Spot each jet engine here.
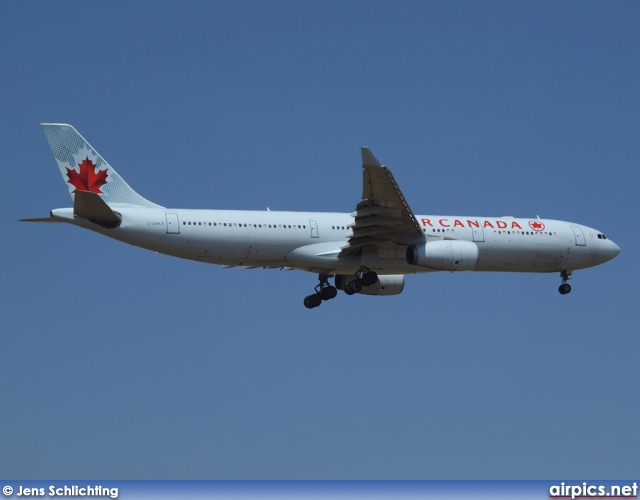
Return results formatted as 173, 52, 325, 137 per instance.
335, 274, 405, 296
406, 240, 479, 271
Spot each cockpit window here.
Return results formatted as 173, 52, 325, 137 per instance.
597, 233, 607, 240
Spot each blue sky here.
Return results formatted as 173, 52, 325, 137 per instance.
1, 1, 639, 479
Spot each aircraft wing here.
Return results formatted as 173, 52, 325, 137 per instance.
340, 148, 425, 259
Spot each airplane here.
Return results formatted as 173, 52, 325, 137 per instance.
22, 124, 620, 308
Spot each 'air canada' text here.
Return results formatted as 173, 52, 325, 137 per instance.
421, 218, 524, 229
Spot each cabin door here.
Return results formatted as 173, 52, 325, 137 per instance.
472, 226, 484, 242
309, 220, 319, 238
165, 213, 180, 234
571, 226, 586, 246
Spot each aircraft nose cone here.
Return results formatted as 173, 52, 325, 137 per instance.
603, 240, 621, 262
610, 241, 621, 258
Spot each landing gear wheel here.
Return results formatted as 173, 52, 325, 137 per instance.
559, 283, 572, 295
558, 270, 573, 295
361, 271, 378, 287
304, 293, 323, 308
321, 286, 338, 300
310, 293, 322, 307
346, 280, 363, 294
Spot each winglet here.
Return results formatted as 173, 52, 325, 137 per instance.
361, 147, 383, 168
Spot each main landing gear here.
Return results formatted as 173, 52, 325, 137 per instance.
344, 267, 378, 296
304, 267, 378, 308
559, 270, 572, 295
304, 274, 338, 309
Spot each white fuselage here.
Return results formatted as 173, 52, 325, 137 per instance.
50, 207, 620, 275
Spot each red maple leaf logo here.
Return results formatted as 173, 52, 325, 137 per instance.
66, 157, 108, 194
529, 220, 545, 231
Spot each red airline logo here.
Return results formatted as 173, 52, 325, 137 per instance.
529, 220, 545, 232
66, 157, 108, 194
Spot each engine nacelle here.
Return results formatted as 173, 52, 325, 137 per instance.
406, 240, 479, 271
335, 274, 405, 296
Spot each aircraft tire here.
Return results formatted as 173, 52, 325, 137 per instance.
304, 294, 323, 308
558, 283, 571, 295
322, 286, 338, 300
362, 272, 378, 287
310, 293, 322, 307
347, 280, 363, 294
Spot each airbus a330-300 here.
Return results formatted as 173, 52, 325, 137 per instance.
23, 124, 620, 308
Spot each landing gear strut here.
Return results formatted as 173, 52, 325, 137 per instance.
304, 274, 338, 309
559, 270, 572, 295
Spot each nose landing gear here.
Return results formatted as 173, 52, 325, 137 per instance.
559, 270, 572, 295
304, 274, 338, 309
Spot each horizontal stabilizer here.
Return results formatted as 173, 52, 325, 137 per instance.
19, 217, 65, 223
74, 190, 122, 228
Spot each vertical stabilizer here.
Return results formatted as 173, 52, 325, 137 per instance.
41, 123, 163, 208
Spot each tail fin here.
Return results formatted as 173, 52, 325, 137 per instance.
41, 123, 163, 208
